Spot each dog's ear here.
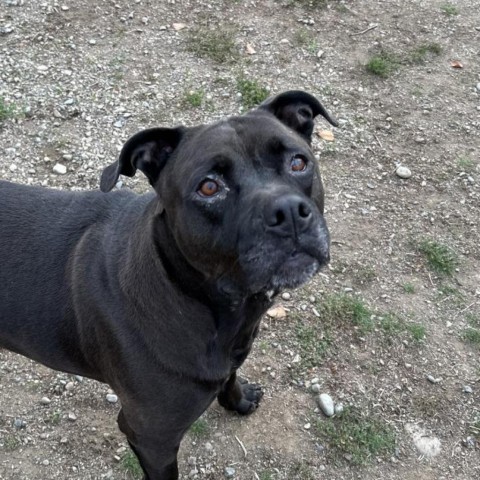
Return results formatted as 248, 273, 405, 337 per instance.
258, 90, 338, 143
100, 127, 185, 193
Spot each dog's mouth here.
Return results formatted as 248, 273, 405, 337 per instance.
240, 246, 329, 296
266, 250, 326, 291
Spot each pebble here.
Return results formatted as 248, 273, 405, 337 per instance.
415, 137, 426, 144
317, 393, 335, 417
334, 403, 344, 415
311, 383, 321, 393
463, 385, 473, 394
53, 163, 67, 175
65, 381, 74, 391
396, 165, 412, 179
40, 396, 51, 405
106, 393, 118, 403
14, 418, 26, 429
476, 82, 480, 92
224, 466, 235, 478
68, 412, 77, 421
42, 459, 50, 466
426, 375, 440, 384
281, 292, 291, 300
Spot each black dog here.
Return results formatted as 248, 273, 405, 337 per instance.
0, 91, 337, 479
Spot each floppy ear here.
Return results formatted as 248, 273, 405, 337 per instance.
100, 127, 185, 193
258, 90, 338, 142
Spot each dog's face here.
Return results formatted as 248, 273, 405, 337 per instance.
101, 91, 337, 295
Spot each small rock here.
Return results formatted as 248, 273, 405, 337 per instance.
40, 396, 51, 405
113, 119, 125, 129
463, 436, 476, 449
304, 422, 311, 430
224, 467, 235, 478
89, 39, 97, 45
415, 137, 426, 144
68, 412, 77, 421
426, 375, 440, 384
42, 459, 50, 466
317, 393, 335, 417
463, 385, 473, 394
476, 82, 480, 92
317, 49, 324, 58
205, 442, 213, 452
9, 164, 17, 172
106, 393, 118, 403
281, 292, 291, 301
65, 382, 74, 391
53, 163, 67, 175
311, 384, 321, 393
187, 456, 196, 466
13, 418, 26, 429
172, 23, 186, 31
396, 165, 412, 179
60, 437, 68, 444
334, 403, 344, 415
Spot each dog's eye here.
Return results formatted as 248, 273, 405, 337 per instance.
290, 155, 307, 172
198, 179, 220, 197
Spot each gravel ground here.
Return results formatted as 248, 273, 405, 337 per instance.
1, 0, 479, 479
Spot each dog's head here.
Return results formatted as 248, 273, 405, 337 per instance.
101, 91, 337, 296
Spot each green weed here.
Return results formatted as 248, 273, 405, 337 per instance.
237, 78, 269, 109
186, 27, 238, 63
441, 4, 459, 15
316, 407, 395, 464
121, 450, 143, 478
183, 90, 204, 108
189, 418, 209, 438
418, 240, 457, 275
0, 96, 16, 121
365, 51, 399, 78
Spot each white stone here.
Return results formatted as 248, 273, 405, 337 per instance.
40, 396, 51, 405
396, 165, 412, 179
106, 393, 118, 403
53, 163, 67, 175
317, 393, 335, 417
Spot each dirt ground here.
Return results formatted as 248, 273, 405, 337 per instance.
0, 0, 479, 479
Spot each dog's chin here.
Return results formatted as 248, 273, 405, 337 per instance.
246, 252, 325, 295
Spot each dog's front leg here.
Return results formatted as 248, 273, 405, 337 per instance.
217, 371, 264, 415
117, 408, 181, 480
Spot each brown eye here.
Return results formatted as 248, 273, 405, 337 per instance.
291, 155, 307, 172
198, 179, 220, 197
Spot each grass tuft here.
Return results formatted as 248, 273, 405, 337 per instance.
237, 78, 269, 109
0, 96, 16, 122
186, 27, 239, 64
441, 3, 459, 15
121, 450, 143, 478
408, 43, 443, 64
183, 89, 204, 108
365, 51, 399, 78
316, 407, 395, 464
189, 418, 209, 438
319, 294, 374, 333
418, 240, 457, 275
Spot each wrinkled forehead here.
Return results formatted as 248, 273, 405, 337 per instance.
184, 113, 306, 161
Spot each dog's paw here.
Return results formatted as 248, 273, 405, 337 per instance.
237, 381, 264, 415
218, 377, 264, 415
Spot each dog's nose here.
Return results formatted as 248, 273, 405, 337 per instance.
264, 195, 313, 237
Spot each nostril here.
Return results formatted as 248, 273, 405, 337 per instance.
268, 209, 285, 227
275, 210, 285, 226
299, 202, 311, 218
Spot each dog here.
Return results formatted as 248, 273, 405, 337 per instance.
0, 91, 337, 479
